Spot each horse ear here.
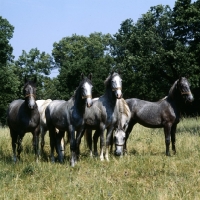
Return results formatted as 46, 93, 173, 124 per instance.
118, 69, 121, 75
88, 73, 92, 80
81, 73, 84, 80
33, 76, 37, 83
24, 75, 28, 83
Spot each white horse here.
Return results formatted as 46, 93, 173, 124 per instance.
36, 99, 52, 152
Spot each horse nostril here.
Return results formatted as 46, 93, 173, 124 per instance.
87, 103, 91, 107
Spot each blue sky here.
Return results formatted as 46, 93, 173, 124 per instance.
1, 0, 176, 77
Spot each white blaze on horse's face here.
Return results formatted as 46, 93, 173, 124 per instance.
114, 129, 126, 156
82, 81, 93, 107
25, 85, 36, 109
112, 75, 122, 99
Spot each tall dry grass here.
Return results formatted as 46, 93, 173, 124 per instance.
0, 117, 200, 200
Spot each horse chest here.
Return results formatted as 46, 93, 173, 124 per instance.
71, 111, 83, 127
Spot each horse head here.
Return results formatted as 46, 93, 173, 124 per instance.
177, 77, 194, 102
110, 72, 122, 99
23, 76, 37, 109
81, 73, 93, 107
114, 128, 126, 156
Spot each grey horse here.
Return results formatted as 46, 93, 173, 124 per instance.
45, 74, 93, 167
76, 72, 131, 161
7, 76, 40, 162
125, 77, 194, 156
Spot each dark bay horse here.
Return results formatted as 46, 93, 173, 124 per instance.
45, 74, 93, 167
7, 77, 40, 162
125, 77, 194, 156
76, 72, 131, 161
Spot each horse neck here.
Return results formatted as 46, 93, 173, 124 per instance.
24, 101, 38, 115
104, 87, 117, 105
168, 82, 182, 108
116, 99, 130, 128
74, 88, 85, 114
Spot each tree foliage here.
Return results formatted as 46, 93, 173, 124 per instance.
14, 48, 57, 99
52, 33, 115, 99
112, 1, 200, 103
0, 16, 14, 65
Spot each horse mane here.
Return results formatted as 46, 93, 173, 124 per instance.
168, 80, 178, 100
118, 98, 130, 117
157, 96, 167, 103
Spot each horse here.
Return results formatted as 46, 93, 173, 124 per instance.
76, 72, 131, 161
125, 77, 194, 156
7, 76, 40, 162
36, 99, 52, 153
45, 73, 93, 167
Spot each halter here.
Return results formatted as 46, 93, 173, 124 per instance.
115, 143, 124, 147
112, 87, 122, 91
25, 94, 36, 98
181, 91, 192, 95
82, 95, 92, 99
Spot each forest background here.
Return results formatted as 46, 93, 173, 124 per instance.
0, 0, 200, 125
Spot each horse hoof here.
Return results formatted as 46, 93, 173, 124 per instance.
70, 161, 77, 167
100, 157, 104, 161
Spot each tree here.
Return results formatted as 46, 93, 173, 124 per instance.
112, 5, 176, 100
52, 33, 115, 99
14, 48, 57, 99
0, 16, 14, 65
0, 16, 16, 125
0, 64, 20, 125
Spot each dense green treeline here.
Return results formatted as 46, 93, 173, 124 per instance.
0, 0, 200, 124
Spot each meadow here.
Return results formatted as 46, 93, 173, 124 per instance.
0, 117, 200, 200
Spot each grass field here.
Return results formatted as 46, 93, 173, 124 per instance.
0, 117, 200, 200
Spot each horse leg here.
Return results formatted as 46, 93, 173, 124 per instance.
85, 128, 93, 157
68, 125, 77, 167
76, 128, 85, 158
164, 124, 172, 156
40, 126, 45, 155
32, 125, 40, 162
10, 130, 18, 162
93, 130, 99, 157
17, 133, 25, 161
124, 120, 135, 154
99, 124, 105, 161
171, 124, 177, 154
109, 130, 114, 154
49, 128, 56, 162
105, 128, 113, 161
56, 130, 65, 163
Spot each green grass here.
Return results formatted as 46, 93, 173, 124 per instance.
0, 117, 200, 199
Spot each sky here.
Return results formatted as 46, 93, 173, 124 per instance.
1, 0, 176, 77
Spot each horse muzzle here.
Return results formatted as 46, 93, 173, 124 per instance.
115, 144, 124, 156
86, 98, 93, 107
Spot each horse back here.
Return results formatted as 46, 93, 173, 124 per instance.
45, 100, 73, 131
126, 98, 177, 128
